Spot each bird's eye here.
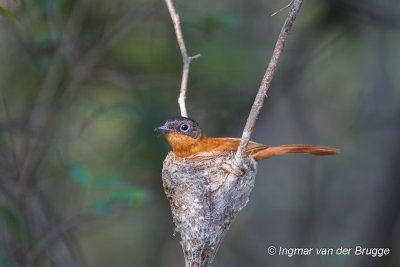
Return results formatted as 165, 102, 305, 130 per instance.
180, 124, 190, 133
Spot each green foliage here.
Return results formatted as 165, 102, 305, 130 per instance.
68, 165, 126, 188
67, 165, 92, 186
195, 15, 222, 34
0, 6, 17, 21
67, 164, 150, 216
0, 204, 22, 241
91, 188, 151, 215
31, 27, 57, 46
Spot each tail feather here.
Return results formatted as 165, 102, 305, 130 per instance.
252, 144, 339, 161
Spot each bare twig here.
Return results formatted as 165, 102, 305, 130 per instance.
164, 0, 200, 118
234, 0, 304, 167
271, 0, 293, 17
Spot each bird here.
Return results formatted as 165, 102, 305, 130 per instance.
155, 116, 339, 161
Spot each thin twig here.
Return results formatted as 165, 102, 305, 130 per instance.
271, 0, 293, 17
164, 0, 200, 118
234, 0, 304, 167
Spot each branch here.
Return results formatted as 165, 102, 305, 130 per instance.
234, 0, 304, 167
164, 0, 200, 118
18, 3, 151, 192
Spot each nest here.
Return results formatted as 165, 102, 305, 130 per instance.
162, 151, 257, 267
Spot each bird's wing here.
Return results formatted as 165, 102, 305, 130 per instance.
245, 141, 269, 156
207, 137, 241, 152
207, 137, 268, 155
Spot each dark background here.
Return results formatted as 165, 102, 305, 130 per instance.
0, 0, 399, 266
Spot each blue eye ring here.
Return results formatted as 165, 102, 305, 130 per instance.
180, 124, 190, 133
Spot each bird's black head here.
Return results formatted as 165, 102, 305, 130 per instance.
154, 116, 203, 138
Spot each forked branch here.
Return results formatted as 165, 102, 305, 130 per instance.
162, 2, 306, 267
164, 0, 200, 117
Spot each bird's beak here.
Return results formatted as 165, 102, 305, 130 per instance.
154, 125, 174, 133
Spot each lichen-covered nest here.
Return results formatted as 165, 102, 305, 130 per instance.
162, 151, 257, 267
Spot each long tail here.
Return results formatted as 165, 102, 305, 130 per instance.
252, 144, 339, 161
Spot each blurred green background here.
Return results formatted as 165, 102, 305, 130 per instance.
0, 0, 399, 266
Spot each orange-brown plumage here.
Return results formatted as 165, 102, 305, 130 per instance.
155, 116, 339, 161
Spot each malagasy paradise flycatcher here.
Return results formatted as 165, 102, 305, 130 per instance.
155, 116, 339, 161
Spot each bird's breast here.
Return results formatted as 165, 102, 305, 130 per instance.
164, 132, 208, 157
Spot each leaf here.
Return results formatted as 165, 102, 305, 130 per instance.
0, 6, 17, 21
196, 15, 222, 34
91, 199, 108, 216
67, 165, 92, 186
